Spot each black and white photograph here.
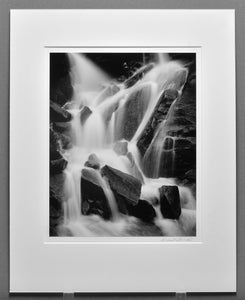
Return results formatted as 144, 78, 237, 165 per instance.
49, 52, 196, 237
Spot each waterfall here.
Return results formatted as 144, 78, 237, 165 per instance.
143, 98, 178, 178
57, 53, 195, 237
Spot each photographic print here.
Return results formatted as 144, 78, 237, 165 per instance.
49, 52, 196, 237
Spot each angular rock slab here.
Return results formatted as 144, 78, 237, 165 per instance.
101, 165, 141, 206
159, 185, 181, 220
50, 157, 68, 175
50, 101, 72, 123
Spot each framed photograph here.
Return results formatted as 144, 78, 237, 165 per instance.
10, 10, 236, 293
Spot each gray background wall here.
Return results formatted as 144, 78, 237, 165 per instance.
0, 0, 244, 299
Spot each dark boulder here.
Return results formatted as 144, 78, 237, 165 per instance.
50, 101, 72, 123
113, 141, 128, 156
84, 153, 100, 170
137, 88, 179, 156
80, 106, 92, 125
128, 200, 156, 223
159, 185, 181, 219
124, 63, 155, 88
50, 156, 68, 175
101, 165, 141, 206
81, 169, 112, 220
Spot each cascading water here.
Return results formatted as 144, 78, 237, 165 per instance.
58, 53, 196, 237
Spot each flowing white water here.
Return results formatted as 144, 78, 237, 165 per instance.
58, 53, 195, 237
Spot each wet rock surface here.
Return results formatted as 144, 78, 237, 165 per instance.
101, 165, 141, 206
159, 185, 181, 220
80, 106, 92, 125
50, 156, 68, 175
137, 88, 179, 156
113, 141, 128, 156
116, 85, 152, 141
139, 72, 196, 179
84, 153, 100, 170
50, 101, 72, 123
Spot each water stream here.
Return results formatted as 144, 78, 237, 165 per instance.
58, 53, 196, 237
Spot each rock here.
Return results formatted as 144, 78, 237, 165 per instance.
53, 122, 71, 133
84, 153, 100, 170
140, 69, 196, 179
101, 165, 141, 206
50, 101, 72, 123
127, 152, 144, 183
80, 106, 92, 125
81, 168, 101, 185
50, 157, 68, 175
159, 185, 181, 219
116, 84, 152, 140
81, 169, 112, 220
113, 141, 128, 155
124, 63, 155, 88
137, 88, 179, 156
128, 200, 156, 223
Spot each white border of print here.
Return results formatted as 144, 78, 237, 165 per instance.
10, 10, 236, 293
45, 47, 201, 244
